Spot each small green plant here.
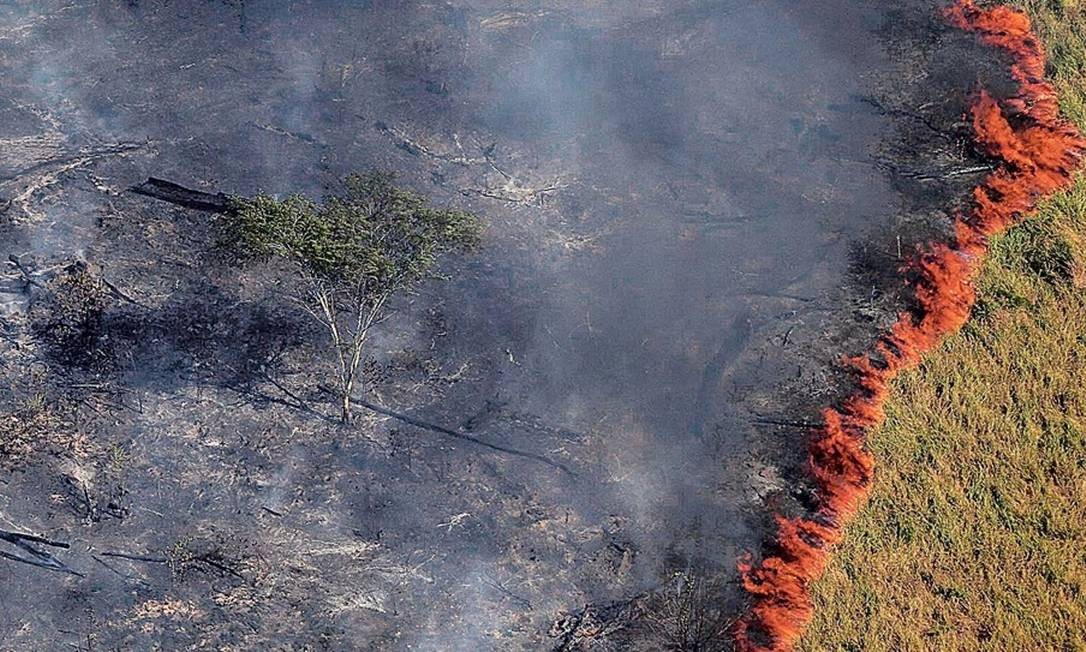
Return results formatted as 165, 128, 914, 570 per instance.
108, 443, 128, 471
221, 171, 481, 422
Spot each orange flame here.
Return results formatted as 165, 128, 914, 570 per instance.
734, 2, 1086, 649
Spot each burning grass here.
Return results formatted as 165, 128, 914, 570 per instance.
795, 1, 1086, 649
735, 0, 1086, 649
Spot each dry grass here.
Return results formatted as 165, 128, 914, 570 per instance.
798, 3, 1086, 650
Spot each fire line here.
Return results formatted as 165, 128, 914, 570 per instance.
732, 2, 1086, 649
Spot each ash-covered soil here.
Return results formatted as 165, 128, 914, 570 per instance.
0, 1, 1008, 649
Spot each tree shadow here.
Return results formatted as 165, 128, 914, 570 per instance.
86, 283, 320, 401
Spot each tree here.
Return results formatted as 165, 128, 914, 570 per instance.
221, 171, 481, 422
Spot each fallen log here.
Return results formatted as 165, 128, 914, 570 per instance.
130, 177, 233, 213
0, 528, 83, 576
0, 528, 70, 549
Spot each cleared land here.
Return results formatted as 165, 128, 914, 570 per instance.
799, 3, 1086, 650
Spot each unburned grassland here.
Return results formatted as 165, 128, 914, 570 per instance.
799, 3, 1086, 649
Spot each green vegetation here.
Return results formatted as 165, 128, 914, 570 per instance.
223, 171, 481, 422
799, 4, 1086, 650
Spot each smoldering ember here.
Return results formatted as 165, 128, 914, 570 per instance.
0, 1, 1059, 650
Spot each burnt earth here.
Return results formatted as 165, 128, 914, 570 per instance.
0, 1, 1004, 650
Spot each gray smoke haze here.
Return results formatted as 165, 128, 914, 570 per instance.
0, 0, 915, 648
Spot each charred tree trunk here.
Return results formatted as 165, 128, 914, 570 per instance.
130, 177, 233, 213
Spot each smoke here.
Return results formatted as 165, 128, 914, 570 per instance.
733, 2, 1086, 649
1, 1, 960, 647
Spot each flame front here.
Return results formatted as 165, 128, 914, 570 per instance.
733, 2, 1086, 649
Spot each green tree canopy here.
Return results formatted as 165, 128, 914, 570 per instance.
223, 170, 480, 290
220, 171, 481, 422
